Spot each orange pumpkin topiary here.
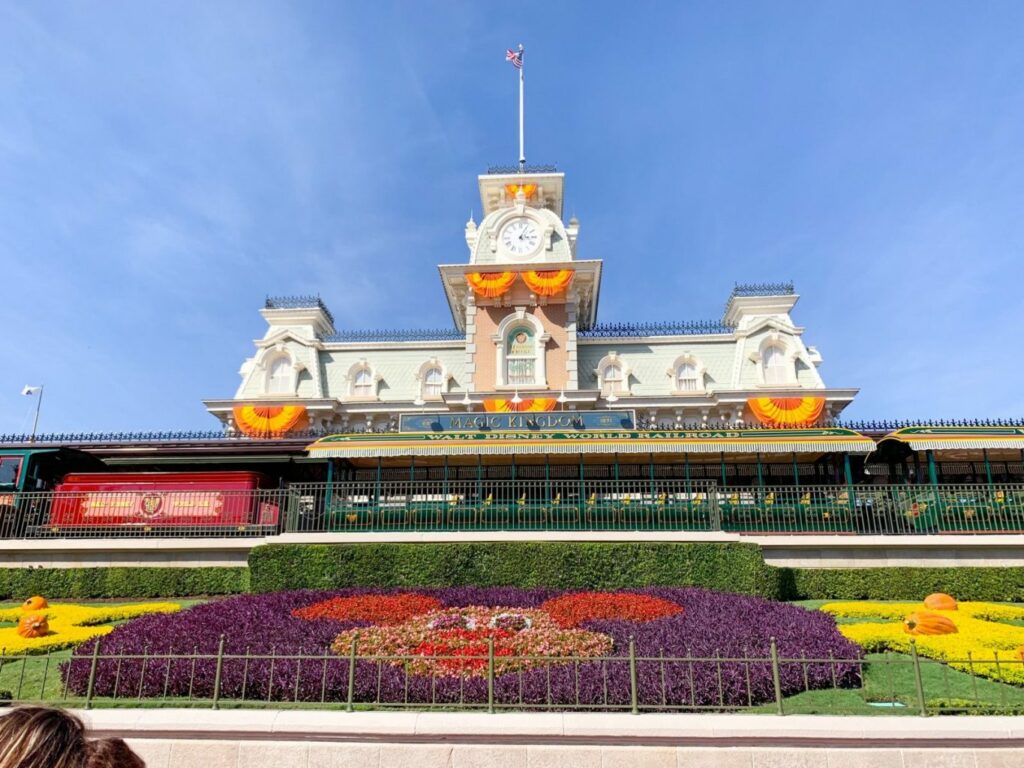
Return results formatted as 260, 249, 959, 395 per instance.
903, 611, 958, 636
22, 595, 48, 611
923, 593, 957, 611
17, 614, 49, 639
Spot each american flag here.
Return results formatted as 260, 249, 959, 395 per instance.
505, 47, 523, 69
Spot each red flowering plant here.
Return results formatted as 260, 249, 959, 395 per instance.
291, 593, 441, 625
540, 592, 684, 628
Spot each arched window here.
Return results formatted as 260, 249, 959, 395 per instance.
762, 345, 789, 385
423, 367, 444, 397
267, 357, 292, 395
353, 368, 375, 397
601, 363, 625, 396
676, 362, 699, 391
505, 326, 537, 387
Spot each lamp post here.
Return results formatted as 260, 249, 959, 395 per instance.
21, 385, 43, 442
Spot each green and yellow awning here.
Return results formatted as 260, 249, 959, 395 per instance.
882, 426, 1024, 452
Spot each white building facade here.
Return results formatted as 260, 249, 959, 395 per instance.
205, 168, 857, 434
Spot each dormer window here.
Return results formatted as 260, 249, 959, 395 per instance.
762, 345, 789, 385
594, 353, 631, 397
353, 369, 375, 397
266, 356, 293, 395
676, 362, 698, 391
423, 367, 444, 397
668, 354, 706, 395
601, 364, 625, 396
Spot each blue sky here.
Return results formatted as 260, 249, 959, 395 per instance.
1, 2, 1023, 433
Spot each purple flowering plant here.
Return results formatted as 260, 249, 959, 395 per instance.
62, 587, 860, 710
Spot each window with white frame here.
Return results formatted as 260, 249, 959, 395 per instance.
423, 367, 444, 397
505, 327, 537, 387
676, 362, 699, 391
601, 363, 625, 395
352, 368, 375, 397
762, 345, 789, 385
267, 357, 292, 395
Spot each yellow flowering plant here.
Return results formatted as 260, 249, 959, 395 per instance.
821, 600, 1024, 684
0, 602, 180, 655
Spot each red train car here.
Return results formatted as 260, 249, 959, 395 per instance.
49, 471, 280, 530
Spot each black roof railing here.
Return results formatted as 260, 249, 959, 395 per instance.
729, 282, 795, 299
829, 418, 1024, 431
320, 328, 464, 343
485, 164, 558, 175
580, 320, 735, 338
264, 295, 335, 326
3, 418, 1023, 446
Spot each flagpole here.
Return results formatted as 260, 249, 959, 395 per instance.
30, 386, 43, 443
518, 43, 525, 172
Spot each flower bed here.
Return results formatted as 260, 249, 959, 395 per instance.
0, 602, 180, 654
63, 588, 859, 709
822, 600, 1024, 684
330, 606, 614, 676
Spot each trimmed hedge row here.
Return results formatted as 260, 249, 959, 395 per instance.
0, 566, 248, 600
3, 544, 1023, 603
247, 543, 1024, 603
247, 542, 788, 597
791, 567, 1024, 602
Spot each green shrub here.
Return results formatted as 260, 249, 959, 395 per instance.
791, 567, 1024, 602
248, 542, 786, 597
0, 566, 248, 600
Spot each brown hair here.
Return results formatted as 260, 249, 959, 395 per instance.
85, 738, 145, 768
0, 706, 87, 768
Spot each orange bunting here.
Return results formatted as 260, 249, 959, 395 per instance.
233, 405, 309, 437
466, 271, 517, 298
482, 398, 558, 413
504, 183, 537, 199
522, 269, 574, 297
746, 397, 826, 428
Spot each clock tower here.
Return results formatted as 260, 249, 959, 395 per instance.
438, 168, 604, 404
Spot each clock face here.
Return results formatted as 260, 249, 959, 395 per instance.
500, 217, 541, 258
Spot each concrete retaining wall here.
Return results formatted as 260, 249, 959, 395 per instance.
3, 531, 1024, 569
72, 710, 1024, 768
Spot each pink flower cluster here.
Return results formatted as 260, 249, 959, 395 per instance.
331, 606, 613, 677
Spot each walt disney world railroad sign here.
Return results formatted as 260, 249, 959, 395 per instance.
399, 410, 636, 433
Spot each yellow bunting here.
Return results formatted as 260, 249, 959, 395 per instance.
233, 405, 309, 437
522, 269, 574, 297
747, 397, 825, 428
466, 271, 517, 299
483, 398, 558, 413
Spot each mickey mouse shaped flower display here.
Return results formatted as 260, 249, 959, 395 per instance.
293, 592, 685, 678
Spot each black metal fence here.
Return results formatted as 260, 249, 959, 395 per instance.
2, 482, 1024, 538
3, 639, 1022, 715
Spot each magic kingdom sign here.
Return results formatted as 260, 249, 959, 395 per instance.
399, 410, 636, 433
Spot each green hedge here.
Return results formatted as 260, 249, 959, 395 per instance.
4, 545, 1022, 603
791, 567, 1024, 602
248, 542, 787, 597
248, 542, 1024, 603
0, 566, 248, 600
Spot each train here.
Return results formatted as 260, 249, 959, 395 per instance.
0, 447, 282, 536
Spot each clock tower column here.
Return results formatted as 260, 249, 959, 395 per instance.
438, 169, 603, 406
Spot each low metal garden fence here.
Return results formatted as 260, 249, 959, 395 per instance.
3, 639, 1023, 715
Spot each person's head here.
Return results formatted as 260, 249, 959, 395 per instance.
85, 738, 145, 768
0, 706, 87, 768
